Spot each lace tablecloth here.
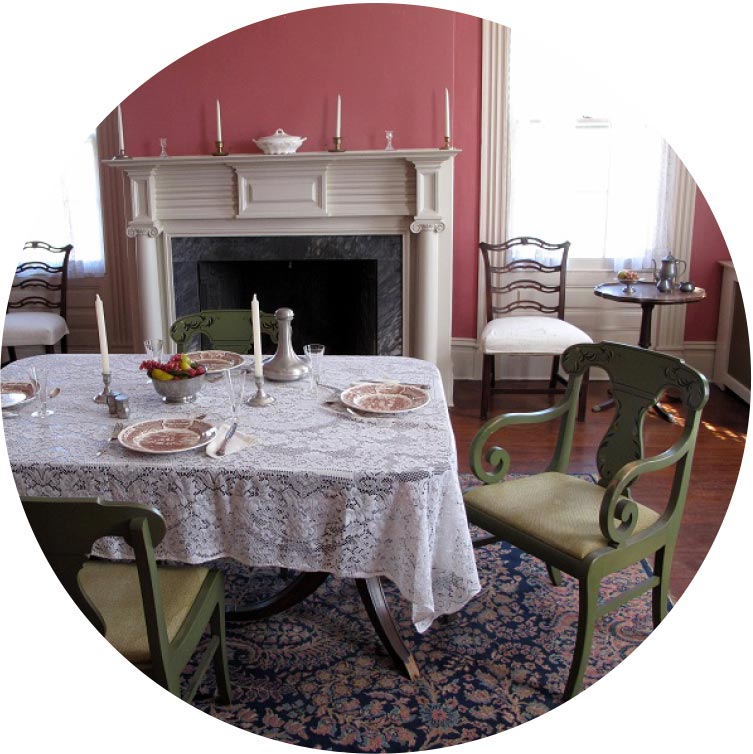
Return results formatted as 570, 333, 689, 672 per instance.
4, 353, 480, 631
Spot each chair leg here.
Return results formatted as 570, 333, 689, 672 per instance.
211, 601, 233, 703
563, 572, 599, 700
481, 354, 493, 420
577, 369, 590, 422
651, 544, 673, 628
549, 355, 560, 389
45, 345, 55, 355
60, 334, 68, 354
546, 564, 563, 586
7, 346, 17, 363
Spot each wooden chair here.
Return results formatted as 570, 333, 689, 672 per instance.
3, 241, 73, 363
479, 236, 591, 421
21, 496, 232, 703
170, 308, 278, 354
463, 341, 709, 700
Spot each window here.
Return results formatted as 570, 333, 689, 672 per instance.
33, 133, 106, 276
506, 29, 676, 271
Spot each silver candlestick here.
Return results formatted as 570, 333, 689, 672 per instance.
94, 372, 117, 404
246, 374, 275, 407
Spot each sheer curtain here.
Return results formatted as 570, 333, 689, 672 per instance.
32, 133, 105, 276
506, 27, 676, 272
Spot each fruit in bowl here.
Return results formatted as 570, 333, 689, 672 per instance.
617, 269, 640, 282
140, 354, 207, 403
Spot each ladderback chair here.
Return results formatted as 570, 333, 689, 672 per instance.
21, 496, 232, 703
3, 240, 73, 363
479, 237, 591, 421
171, 308, 278, 354
463, 341, 709, 699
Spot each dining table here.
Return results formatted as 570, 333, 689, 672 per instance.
2, 352, 481, 680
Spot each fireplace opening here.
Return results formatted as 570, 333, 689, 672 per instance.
171, 235, 403, 356
198, 259, 378, 355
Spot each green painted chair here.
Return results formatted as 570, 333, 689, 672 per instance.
21, 496, 232, 704
170, 308, 279, 354
463, 341, 709, 700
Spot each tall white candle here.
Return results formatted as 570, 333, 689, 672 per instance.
216, 99, 223, 142
251, 294, 263, 378
94, 294, 110, 374
444, 88, 451, 139
336, 94, 341, 138
117, 105, 125, 152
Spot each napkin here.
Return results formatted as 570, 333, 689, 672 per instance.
206, 421, 256, 458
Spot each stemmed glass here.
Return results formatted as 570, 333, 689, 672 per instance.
144, 338, 163, 380
224, 368, 247, 421
384, 130, 395, 150
29, 366, 54, 418
303, 344, 326, 396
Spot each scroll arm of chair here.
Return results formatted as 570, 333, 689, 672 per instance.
468, 402, 577, 486
598, 423, 700, 547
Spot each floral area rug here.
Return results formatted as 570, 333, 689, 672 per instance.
187, 473, 659, 751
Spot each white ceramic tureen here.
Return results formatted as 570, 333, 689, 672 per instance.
253, 128, 307, 155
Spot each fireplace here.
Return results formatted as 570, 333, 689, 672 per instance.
172, 235, 402, 355
110, 149, 457, 401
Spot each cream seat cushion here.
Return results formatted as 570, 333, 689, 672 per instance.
464, 472, 660, 560
3, 311, 69, 347
79, 562, 209, 664
480, 315, 591, 355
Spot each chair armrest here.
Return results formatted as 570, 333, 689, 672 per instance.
469, 402, 573, 485
598, 426, 698, 546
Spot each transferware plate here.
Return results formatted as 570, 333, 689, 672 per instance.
339, 383, 430, 415
1, 381, 36, 409
184, 350, 245, 374
118, 418, 217, 454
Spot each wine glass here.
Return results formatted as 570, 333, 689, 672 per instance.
224, 368, 247, 421
144, 338, 163, 380
303, 344, 326, 395
384, 130, 395, 150
29, 366, 54, 418
159, 137, 169, 158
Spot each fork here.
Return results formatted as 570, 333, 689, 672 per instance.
95, 422, 124, 457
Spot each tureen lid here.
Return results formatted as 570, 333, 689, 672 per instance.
254, 128, 305, 143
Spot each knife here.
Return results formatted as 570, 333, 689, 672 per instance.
215, 420, 238, 457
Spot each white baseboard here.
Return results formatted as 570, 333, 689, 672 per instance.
451, 338, 718, 383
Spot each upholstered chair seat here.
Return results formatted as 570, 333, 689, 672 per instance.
3, 311, 69, 347
480, 315, 590, 356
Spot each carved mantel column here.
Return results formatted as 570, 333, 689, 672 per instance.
410, 220, 446, 364
125, 224, 164, 344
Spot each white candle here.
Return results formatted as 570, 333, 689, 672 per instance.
444, 88, 451, 140
251, 294, 263, 378
216, 99, 223, 142
94, 294, 110, 374
117, 105, 125, 152
336, 94, 341, 138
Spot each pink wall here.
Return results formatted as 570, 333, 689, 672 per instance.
116, 3, 727, 343
684, 189, 731, 341
120, 4, 482, 338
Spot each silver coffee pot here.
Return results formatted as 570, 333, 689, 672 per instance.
651, 251, 687, 293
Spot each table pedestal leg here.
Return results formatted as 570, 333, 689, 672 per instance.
226, 571, 329, 621
356, 577, 420, 681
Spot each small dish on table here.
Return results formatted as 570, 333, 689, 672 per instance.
118, 418, 217, 454
1, 381, 36, 410
184, 350, 245, 374
616, 270, 643, 294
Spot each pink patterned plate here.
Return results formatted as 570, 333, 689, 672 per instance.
1, 381, 36, 409
185, 350, 245, 374
118, 418, 217, 454
339, 383, 430, 414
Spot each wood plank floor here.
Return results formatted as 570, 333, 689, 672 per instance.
450, 379, 748, 600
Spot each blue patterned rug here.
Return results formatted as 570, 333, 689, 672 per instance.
187, 473, 659, 750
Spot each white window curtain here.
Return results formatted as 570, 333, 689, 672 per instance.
506, 28, 676, 272
33, 133, 106, 277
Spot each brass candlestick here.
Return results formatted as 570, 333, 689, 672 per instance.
329, 136, 344, 152
212, 140, 228, 156
440, 136, 451, 150
113, 149, 131, 160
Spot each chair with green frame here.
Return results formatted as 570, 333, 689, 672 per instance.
170, 308, 279, 355
21, 496, 232, 704
463, 341, 709, 700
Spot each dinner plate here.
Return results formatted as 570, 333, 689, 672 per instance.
339, 383, 430, 414
1, 381, 36, 409
184, 350, 245, 374
118, 418, 217, 454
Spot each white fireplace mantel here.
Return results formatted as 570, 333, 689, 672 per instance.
106, 148, 459, 401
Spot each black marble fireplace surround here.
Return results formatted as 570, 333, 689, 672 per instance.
171, 236, 403, 355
